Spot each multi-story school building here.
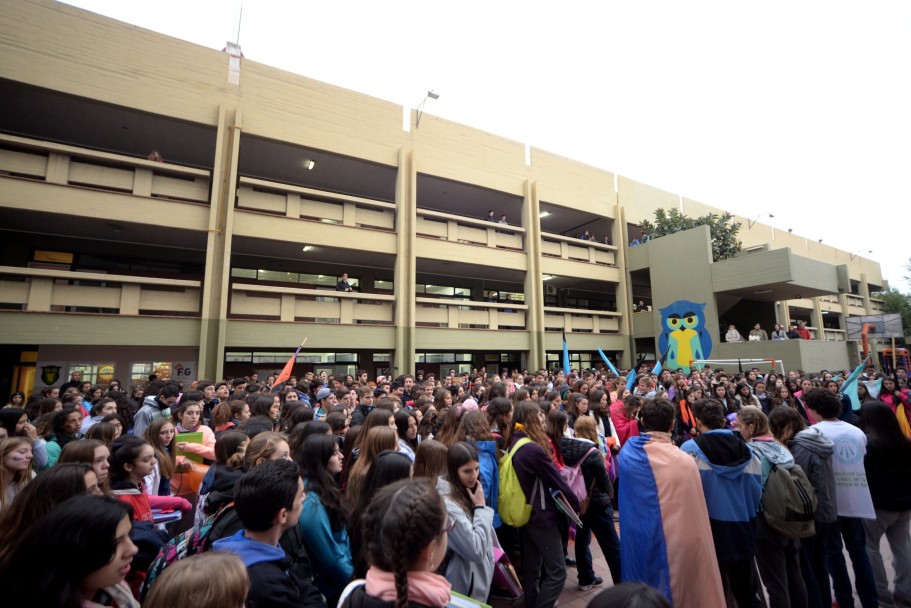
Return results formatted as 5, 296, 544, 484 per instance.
0, 0, 889, 394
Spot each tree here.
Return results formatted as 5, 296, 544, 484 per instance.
876, 288, 911, 337
638, 208, 743, 262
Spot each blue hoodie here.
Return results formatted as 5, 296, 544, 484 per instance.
471, 439, 501, 528
681, 429, 762, 562
213, 530, 326, 608
212, 529, 286, 567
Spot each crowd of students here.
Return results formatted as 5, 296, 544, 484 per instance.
0, 362, 909, 608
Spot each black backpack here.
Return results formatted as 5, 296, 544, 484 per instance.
761, 462, 817, 539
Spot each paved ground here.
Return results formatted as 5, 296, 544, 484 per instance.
492, 517, 900, 608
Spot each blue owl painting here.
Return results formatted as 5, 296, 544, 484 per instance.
658, 300, 712, 374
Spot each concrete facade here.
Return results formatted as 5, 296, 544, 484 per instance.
0, 0, 887, 392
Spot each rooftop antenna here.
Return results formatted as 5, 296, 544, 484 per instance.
235, 0, 244, 45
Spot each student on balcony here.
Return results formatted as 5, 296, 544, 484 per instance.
725, 324, 745, 343
748, 324, 769, 341
336, 273, 354, 293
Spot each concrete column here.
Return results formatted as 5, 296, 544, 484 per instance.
523, 179, 546, 370
837, 293, 849, 334
393, 148, 417, 375
776, 300, 790, 326
197, 104, 242, 381
614, 202, 634, 368
811, 298, 825, 340
860, 273, 872, 314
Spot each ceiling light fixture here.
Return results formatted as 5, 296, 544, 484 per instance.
302, 159, 316, 170
539, 211, 551, 218
301, 246, 313, 252
543, 274, 555, 281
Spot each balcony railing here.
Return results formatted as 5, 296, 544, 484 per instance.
544, 306, 622, 333
540, 232, 617, 266
846, 294, 866, 310
0, 266, 201, 316
870, 298, 886, 313
415, 209, 525, 250
0, 134, 211, 204
236, 177, 395, 231
230, 283, 394, 324
416, 298, 527, 330
823, 328, 847, 341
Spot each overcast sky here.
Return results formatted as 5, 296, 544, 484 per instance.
64, 0, 910, 292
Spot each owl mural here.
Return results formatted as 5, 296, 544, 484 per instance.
658, 300, 713, 374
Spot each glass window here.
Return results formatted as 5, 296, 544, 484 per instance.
68, 363, 97, 384
374, 280, 394, 291
225, 351, 252, 362
453, 287, 471, 298
425, 285, 452, 296
231, 268, 256, 279
257, 270, 299, 284
373, 352, 391, 361
131, 363, 153, 383
300, 274, 338, 288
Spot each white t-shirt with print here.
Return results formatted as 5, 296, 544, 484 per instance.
814, 420, 875, 519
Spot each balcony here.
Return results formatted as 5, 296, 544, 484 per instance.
229, 283, 394, 324
845, 294, 867, 314
0, 266, 202, 346
234, 177, 397, 253
540, 232, 620, 282
0, 133, 211, 202
544, 307, 622, 334
0, 266, 201, 316
414, 210, 527, 268
416, 298, 527, 330
870, 297, 886, 313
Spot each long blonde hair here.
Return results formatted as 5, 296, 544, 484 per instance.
574, 415, 599, 443
0, 437, 33, 509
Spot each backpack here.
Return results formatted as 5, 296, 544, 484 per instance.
560, 447, 598, 504
139, 502, 233, 600
761, 462, 817, 539
498, 438, 535, 527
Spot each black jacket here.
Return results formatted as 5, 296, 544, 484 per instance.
206, 506, 325, 607
559, 437, 612, 505
865, 442, 911, 512
248, 555, 321, 608
350, 404, 374, 427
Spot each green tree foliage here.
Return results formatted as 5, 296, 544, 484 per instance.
876, 288, 911, 337
638, 208, 743, 262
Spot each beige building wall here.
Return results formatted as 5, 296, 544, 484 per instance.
0, 0, 888, 377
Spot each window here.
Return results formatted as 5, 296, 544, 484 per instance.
68, 363, 98, 384
130, 362, 154, 383
257, 270, 299, 284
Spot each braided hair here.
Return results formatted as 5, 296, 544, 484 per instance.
363, 479, 446, 608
